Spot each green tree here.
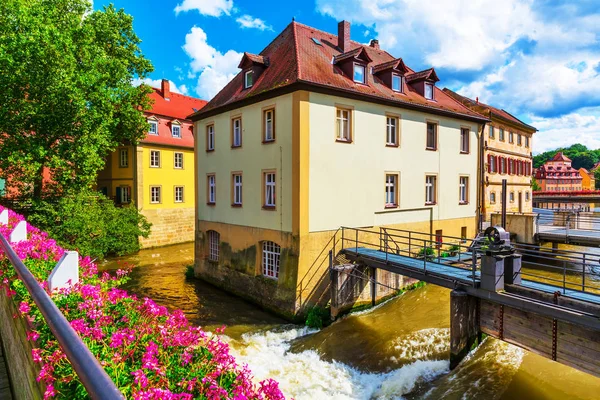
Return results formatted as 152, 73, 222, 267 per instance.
595, 169, 600, 190
532, 177, 541, 191
0, 0, 153, 198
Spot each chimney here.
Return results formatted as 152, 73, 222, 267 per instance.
476, 96, 479, 104
369, 39, 380, 50
161, 79, 170, 100
338, 20, 350, 53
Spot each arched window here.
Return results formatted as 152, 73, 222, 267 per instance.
207, 231, 220, 262
262, 241, 281, 279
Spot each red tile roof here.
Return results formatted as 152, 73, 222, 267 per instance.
190, 22, 489, 123
406, 68, 439, 83
442, 88, 536, 133
372, 58, 407, 74
142, 87, 207, 148
551, 152, 571, 162
238, 52, 269, 68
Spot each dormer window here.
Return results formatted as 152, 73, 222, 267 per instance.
171, 121, 181, 138
244, 70, 253, 88
425, 83, 434, 100
353, 64, 365, 84
148, 119, 158, 135
392, 74, 402, 92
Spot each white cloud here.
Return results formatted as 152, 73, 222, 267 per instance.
174, 0, 233, 17
131, 78, 189, 95
236, 15, 272, 31
182, 26, 242, 99
530, 111, 600, 154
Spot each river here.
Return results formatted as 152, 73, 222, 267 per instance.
101, 243, 600, 400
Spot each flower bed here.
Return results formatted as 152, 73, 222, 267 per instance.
0, 207, 285, 399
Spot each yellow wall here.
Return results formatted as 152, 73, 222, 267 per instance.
97, 145, 135, 199
580, 168, 594, 191
194, 94, 295, 232
307, 92, 479, 232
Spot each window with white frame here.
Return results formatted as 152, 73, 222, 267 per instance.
172, 124, 181, 138
232, 118, 242, 147
208, 231, 220, 262
392, 74, 402, 92
174, 186, 184, 203
244, 70, 253, 88
459, 176, 469, 204
207, 175, 215, 204
174, 152, 183, 169
233, 173, 242, 205
353, 64, 365, 83
262, 241, 281, 279
206, 125, 215, 151
460, 128, 469, 153
336, 108, 351, 142
489, 126, 495, 139
499, 128, 505, 141
426, 122, 437, 150
264, 172, 276, 207
149, 120, 158, 135
119, 186, 131, 204
119, 149, 128, 167
424, 83, 434, 100
264, 109, 274, 142
517, 134, 522, 146
525, 136, 530, 147
425, 175, 437, 204
150, 186, 161, 204
490, 191, 496, 204
386, 116, 398, 146
150, 150, 160, 168
509, 131, 514, 143
385, 174, 398, 207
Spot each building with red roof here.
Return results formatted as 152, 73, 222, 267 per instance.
534, 152, 583, 192
443, 89, 537, 220
98, 79, 206, 248
190, 20, 490, 317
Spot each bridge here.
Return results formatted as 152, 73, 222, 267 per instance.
533, 190, 600, 206
329, 226, 600, 376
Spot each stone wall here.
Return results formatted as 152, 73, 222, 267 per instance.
0, 291, 43, 399
140, 207, 195, 248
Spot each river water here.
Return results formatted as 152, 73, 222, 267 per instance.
101, 243, 600, 400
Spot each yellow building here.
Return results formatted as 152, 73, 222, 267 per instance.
444, 90, 537, 221
580, 168, 596, 191
98, 80, 206, 248
190, 21, 489, 317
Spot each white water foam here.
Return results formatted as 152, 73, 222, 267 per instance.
228, 327, 449, 400
389, 328, 450, 364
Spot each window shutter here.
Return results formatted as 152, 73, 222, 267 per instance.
487, 154, 492, 172
116, 187, 122, 204
495, 156, 499, 173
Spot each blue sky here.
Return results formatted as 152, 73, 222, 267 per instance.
94, 0, 600, 154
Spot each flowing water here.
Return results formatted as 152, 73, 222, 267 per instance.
101, 243, 600, 399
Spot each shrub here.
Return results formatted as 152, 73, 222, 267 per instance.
305, 306, 330, 329
27, 190, 151, 259
448, 244, 461, 253
184, 265, 195, 279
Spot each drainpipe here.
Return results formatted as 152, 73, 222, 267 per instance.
477, 122, 487, 233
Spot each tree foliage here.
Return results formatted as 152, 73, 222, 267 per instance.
533, 144, 600, 170
0, 0, 153, 198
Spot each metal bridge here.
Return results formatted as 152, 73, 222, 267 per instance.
534, 209, 600, 247
330, 226, 600, 376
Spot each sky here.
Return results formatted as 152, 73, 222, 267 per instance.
94, 0, 600, 154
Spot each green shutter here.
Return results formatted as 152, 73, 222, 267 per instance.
0, 178, 5, 197
115, 187, 122, 203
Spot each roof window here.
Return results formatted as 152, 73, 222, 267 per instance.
311, 37, 322, 46
244, 70, 253, 89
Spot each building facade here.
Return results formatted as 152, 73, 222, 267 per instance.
190, 21, 488, 317
580, 168, 596, 191
98, 80, 206, 248
534, 152, 583, 192
443, 90, 536, 221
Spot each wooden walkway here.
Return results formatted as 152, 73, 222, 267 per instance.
537, 225, 600, 247
0, 334, 13, 400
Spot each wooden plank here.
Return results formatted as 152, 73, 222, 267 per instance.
557, 321, 600, 352
503, 306, 554, 336
503, 330, 553, 358
557, 355, 600, 379
0, 386, 12, 400
556, 339, 600, 369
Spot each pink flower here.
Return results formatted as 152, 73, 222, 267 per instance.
18, 301, 30, 315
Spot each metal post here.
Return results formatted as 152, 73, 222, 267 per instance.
341, 227, 345, 250
501, 179, 507, 229
563, 260, 567, 294
423, 239, 427, 273
385, 231, 389, 263
355, 229, 358, 255
471, 249, 477, 286
408, 231, 412, 256
566, 215, 570, 240
582, 253, 586, 292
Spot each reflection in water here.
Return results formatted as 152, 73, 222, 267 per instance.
104, 243, 600, 399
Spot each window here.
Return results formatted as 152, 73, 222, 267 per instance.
525, 136, 530, 147
150, 150, 160, 168
175, 186, 184, 203
385, 174, 398, 207
232, 173, 242, 206
426, 122, 437, 150
489, 126, 495, 139
262, 241, 281, 279
510, 192, 515, 203
149, 120, 158, 135
336, 108, 352, 142
499, 128, 505, 141
424, 83, 434, 100
425, 175, 437, 204
264, 109, 275, 142
119, 149, 128, 167
208, 231, 220, 262
232, 117, 242, 147
264, 172, 276, 208
525, 191, 530, 201
118, 186, 131, 204
207, 174, 216, 204
435, 230, 443, 249
206, 125, 215, 151
174, 152, 183, 169
172, 124, 181, 138
386, 116, 399, 146
461, 226, 467, 241
490, 191, 496, 204
392, 74, 402, 92
460, 128, 470, 153
459, 176, 469, 204
150, 186, 161, 204
353, 64, 365, 83
244, 70, 253, 88
509, 131, 514, 144
517, 134, 522, 146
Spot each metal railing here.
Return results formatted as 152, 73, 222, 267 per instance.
0, 233, 124, 400
535, 211, 600, 239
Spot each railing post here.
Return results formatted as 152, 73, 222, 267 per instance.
563, 259, 567, 294
582, 253, 586, 292
385, 231, 389, 264
423, 239, 427, 273
408, 231, 412, 257
355, 229, 358, 255
566, 215, 570, 241
341, 227, 345, 250
471, 249, 477, 286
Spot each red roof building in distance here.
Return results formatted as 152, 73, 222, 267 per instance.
534, 152, 583, 192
